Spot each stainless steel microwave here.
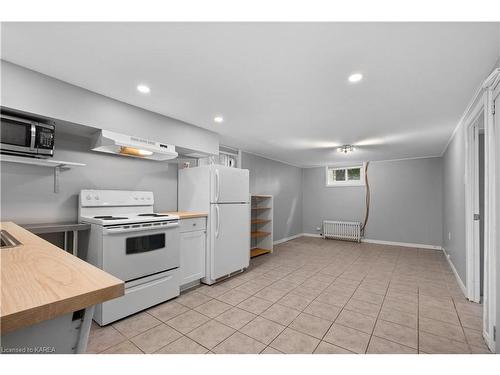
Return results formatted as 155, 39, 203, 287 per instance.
0, 114, 55, 157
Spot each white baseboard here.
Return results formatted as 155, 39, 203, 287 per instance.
361, 238, 443, 250
273, 233, 303, 245
442, 247, 467, 298
301, 233, 322, 238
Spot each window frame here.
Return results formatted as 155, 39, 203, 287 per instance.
325, 163, 366, 187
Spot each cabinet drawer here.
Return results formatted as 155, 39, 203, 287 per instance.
179, 217, 206, 232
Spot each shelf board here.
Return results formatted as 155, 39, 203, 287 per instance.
251, 219, 271, 225
251, 207, 271, 211
0, 154, 86, 168
251, 248, 272, 258
252, 195, 272, 199
251, 231, 271, 238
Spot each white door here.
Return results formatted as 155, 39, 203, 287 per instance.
210, 203, 250, 279
210, 166, 249, 203
180, 230, 206, 285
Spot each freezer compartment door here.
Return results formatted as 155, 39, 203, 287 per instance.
210, 203, 250, 279
210, 166, 249, 203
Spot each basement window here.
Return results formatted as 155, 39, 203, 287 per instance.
325, 164, 365, 187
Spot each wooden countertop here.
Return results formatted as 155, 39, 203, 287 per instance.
162, 211, 208, 219
0, 222, 124, 334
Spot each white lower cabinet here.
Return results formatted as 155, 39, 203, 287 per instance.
179, 220, 206, 286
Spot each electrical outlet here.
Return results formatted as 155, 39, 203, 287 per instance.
448, 232, 451, 241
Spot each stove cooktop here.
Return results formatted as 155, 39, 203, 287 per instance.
81, 212, 179, 226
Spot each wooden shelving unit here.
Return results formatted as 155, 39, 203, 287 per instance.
250, 195, 273, 258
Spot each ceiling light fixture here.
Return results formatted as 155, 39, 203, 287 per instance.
337, 145, 355, 154
137, 84, 151, 94
348, 73, 363, 83
214, 116, 224, 123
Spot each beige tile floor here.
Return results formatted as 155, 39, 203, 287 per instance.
87, 237, 491, 354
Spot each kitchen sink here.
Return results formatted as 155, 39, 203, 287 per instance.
0, 229, 22, 249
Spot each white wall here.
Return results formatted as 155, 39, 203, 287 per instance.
302, 157, 443, 247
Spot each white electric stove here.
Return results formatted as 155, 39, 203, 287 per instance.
79, 189, 180, 325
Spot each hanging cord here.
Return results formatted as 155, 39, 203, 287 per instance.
361, 161, 370, 236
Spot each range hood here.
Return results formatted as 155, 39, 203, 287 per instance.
92, 130, 178, 161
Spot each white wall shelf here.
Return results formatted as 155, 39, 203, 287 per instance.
250, 195, 273, 258
0, 154, 86, 193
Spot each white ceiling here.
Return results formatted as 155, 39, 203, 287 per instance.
2, 22, 499, 167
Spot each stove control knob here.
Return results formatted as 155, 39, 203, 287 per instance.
134, 197, 138, 200
86, 195, 92, 200
141, 197, 145, 200
94, 196, 99, 200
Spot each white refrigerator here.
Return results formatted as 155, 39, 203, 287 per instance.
178, 165, 250, 284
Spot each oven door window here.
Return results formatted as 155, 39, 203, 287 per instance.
126, 233, 165, 254
0, 117, 32, 147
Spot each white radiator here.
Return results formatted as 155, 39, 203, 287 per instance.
323, 220, 361, 242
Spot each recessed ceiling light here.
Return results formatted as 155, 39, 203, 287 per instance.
348, 73, 363, 83
214, 116, 224, 123
137, 84, 151, 94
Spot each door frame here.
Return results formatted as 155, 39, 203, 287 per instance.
464, 68, 499, 352
464, 98, 484, 304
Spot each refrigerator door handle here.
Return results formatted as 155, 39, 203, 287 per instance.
215, 204, 220, 238
215, 169, 220, 202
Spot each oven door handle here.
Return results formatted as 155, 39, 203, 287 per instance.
103, 222, 178, 234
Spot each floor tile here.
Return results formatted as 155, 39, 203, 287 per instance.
215, 307, 256, 330
187, 320, 235, 349
130, 324, 182, 353
419, 316, 466, 342
261, 303, 301, 325
323, 323, 371, 353
155, 336, 208, 354
166, 310, 210, 334
239, 316, 286, 345
213, 332, 266, 354
237, 295, 273, 315
419, 331, 470, 354
463, 328, 488, 350
194, 299, 233, 318
458, 312, 482, 331
196, 284, 232, 298
352, 290, 385, 305
112, 312, 162, 338
419, 305, 460, 326
289, 312, 332, 339
315, 291, 351, 307
277, 292, 314, 311
335, 309, 377, 334
345, 298, 381, 318
254, 286, 289, 302
379, 306, 417, 329
313, 341, 355, 354
261, 346, 283, 354
176, 291, 213, 308
102, 340, 144, 354
217, 289, 252, 306
304, 300, 342, 321
367, 336, 417, 354
373, 320, 417, 349
147, 301, 189, 322
86, 326, 127, 353
270, 328, 320, 354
